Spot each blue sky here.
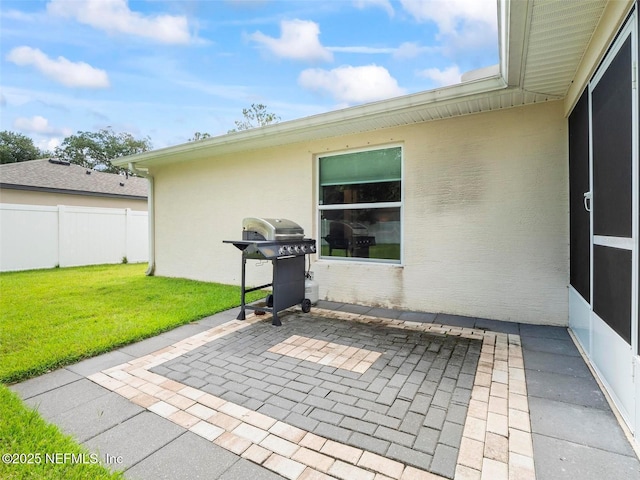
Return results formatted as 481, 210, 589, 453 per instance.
0, 0, 498, 151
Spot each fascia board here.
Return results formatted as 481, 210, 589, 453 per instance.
114, 74, 508, 169
501, 0, 531, 87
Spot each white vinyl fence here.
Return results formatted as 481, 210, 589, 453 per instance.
0, 204, 148, 272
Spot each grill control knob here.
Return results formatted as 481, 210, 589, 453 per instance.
278, 246, 286, 256
300, 244, 307, 253
310, 244, 316, 253
287, 245, 294, 254
294, 245, 300, 253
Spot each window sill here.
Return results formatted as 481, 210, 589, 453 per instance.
316, 257, 404, 268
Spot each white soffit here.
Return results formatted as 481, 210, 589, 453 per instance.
522, 0, 608, 96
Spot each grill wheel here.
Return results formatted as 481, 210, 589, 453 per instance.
301, 298, 311, 313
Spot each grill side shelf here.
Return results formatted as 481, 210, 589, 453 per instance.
223, 240, 257, 250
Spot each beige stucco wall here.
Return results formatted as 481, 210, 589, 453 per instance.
0, 189, 148, 210
151, 100, 568, 325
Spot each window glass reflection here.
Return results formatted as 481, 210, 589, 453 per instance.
320, 208, 400, 261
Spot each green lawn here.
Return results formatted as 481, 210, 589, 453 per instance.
0, 263, 263, 480
0, 263, 263, 384
0, 385, 123, 480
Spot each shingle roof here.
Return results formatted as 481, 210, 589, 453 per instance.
0, 158, 148, 199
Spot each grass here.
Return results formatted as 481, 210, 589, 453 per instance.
0, 263, 263, 384
0, 385, 124, 480
0, 263, 264, 479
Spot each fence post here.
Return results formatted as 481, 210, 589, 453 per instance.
57, 205, 63, 267
125, 208, 131, 262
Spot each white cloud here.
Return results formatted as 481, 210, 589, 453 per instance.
400, 0, 497, 56
400, 0, 497, 34
393, 41, 438, 59
40, 137, 63, 152
327, 41, 438, 59
6, 46, 110, 89
418, 65, 462, 87
13, 115, 72, 137
249, 19, 333, 62
329, 46, 395, 54
353, 0, 395, 17
298, 64, 405, 104
46, 0, 193, 45
1, 9, 39, 22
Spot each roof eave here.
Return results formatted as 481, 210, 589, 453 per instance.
113, 74, 508, 169
499, 0, 531, 87
0, 183, 147, 200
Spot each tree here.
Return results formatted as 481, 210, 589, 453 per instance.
188, 132, 211, 142
228, 104, 280, 133
0, 131, 44, 164
54, 128, 152, 174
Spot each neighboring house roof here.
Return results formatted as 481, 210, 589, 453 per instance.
114, 0, 619, 170
0, 158, 148, 200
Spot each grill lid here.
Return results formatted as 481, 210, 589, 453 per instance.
242, 217, 304, 241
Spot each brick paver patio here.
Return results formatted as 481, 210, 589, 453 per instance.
88, 308, 535, 480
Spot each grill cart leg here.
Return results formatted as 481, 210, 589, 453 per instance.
271, 259, 282, 326
237, 255, 246, 320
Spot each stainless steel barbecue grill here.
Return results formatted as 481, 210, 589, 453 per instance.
224, 218, 316, 326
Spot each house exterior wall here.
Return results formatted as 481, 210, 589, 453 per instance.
151, 100, 568, 325
0, 188, 148, 210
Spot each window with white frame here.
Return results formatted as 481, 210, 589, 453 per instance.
318, 146, 402, 263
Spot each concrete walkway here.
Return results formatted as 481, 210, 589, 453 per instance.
9, 302, 640, 480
